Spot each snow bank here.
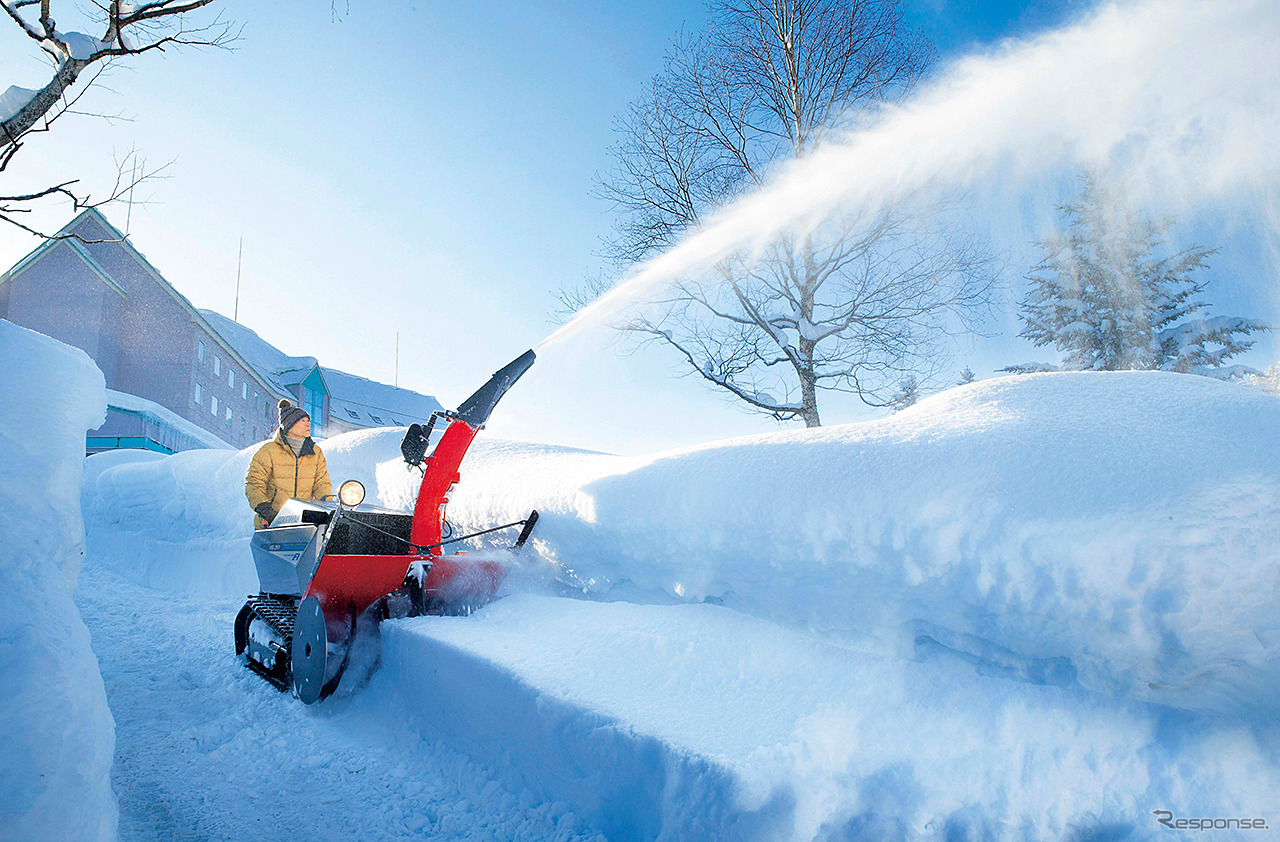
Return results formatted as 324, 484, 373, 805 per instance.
80, 369, 1280, 834
444, 372, 1280, 719
84, 372, 1280, 717
85, 446, 258, 598
385, 594, 1280, 841
81, 426, 427, 599
0, 320, 117, 841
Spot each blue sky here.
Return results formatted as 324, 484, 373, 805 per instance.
3, 0, 1275, 453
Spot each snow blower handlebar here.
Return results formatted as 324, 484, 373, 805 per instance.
330, 509, 539, 554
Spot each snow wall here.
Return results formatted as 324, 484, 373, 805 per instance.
0, 320, 117, 842
85, 371, 1280, 720
381, 594, 1279, 842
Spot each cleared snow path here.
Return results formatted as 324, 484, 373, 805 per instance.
75, 559, 604, 842
385, 594, 1280, 841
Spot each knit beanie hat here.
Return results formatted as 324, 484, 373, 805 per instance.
278, 399, 310, 434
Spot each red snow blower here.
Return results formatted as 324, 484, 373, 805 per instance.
234, 350, 538, 703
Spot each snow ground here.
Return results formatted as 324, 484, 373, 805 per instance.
77, 369, 1280, 838
74, 559, 603, 841
442, 372, 1280, 719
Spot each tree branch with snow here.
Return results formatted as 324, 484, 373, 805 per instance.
0, 0, 235, 239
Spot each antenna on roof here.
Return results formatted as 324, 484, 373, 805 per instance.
125, 157, 137, 235
234, 237, 243, 323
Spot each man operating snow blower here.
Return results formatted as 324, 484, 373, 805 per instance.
234, 350, 540, 703
245, 400, 332, 528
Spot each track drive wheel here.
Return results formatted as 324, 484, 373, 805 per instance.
291, 597, 328, 704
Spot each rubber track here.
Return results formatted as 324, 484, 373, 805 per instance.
246, 594, 298, 646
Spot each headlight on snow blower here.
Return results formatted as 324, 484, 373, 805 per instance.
338, 479, 366, 508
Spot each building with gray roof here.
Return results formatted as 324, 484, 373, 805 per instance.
1, 209, 442, 452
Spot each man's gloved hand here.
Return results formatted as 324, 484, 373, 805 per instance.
255, 503, 278, 525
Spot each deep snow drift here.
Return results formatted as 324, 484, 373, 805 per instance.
0, 321, 116, 842
81, 370, 1280, 837
444, 372, 1280, 720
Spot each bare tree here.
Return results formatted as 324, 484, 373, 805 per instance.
566, 0, 997, 426
1, 0, 235, 239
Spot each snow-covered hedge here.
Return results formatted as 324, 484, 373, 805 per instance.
0, 320, 117, 842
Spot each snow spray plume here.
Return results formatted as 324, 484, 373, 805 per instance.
537, 0, 1280, 353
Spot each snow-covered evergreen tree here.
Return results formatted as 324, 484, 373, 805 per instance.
1012, 175, 1267, 378
889, 375, 920, 411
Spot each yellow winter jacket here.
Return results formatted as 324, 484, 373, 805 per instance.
245, 431, 332, 528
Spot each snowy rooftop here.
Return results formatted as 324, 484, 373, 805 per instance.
105, 388, 232, 450
321, 367, 444, 428
198, 309, 442, 427
199, 309, 318, 390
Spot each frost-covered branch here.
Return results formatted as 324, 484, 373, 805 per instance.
1, 0, 234, 147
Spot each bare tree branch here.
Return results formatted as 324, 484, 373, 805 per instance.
0, 149, 170, 240
1, 0, 233, 240
570, 0, 995, 427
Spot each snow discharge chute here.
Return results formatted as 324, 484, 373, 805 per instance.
234, 349, 539, 703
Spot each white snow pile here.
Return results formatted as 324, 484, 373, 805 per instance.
85, 445, 259, 598
0, 321, 117, 842
80, 368, 1280, 837
82, 427, 416, 598
85, 372, 1280, 718
445, 372, 1280, 720
385, 594, 1279, 841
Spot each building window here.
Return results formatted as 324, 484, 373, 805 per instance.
229, 370, 235, 389
194, 383, 202, 405
197, 340, 205, 363
211, 395, 219, 416
240, 418, 245, 436
226, 407, 232, 423
346, 409, 359, 420
369, 414, 383, 424
242, 383, 248, 400
214, 356, 221, 376
253, 392, 259, 410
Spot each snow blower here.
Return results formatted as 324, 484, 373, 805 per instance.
233, 349, 539, 703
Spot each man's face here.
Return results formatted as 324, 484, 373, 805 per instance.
288, 417, 311, 439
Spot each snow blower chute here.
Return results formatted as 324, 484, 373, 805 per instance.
234, 349, 538, 703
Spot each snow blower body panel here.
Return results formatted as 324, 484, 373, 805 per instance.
235, 349, 537, 702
